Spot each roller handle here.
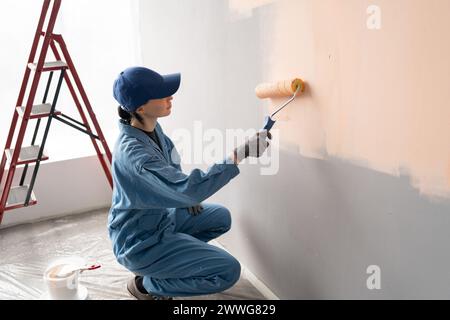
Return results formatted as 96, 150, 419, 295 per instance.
263, 116, 276, 132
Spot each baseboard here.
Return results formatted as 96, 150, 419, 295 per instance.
0, 205, 110, 230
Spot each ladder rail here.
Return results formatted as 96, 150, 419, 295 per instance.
52, 35, 113, 164
51, 37, 113, 187
0, 0, 51, 186
0, 0, 62, 222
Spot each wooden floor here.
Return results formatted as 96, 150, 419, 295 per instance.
0, 208, 266, 300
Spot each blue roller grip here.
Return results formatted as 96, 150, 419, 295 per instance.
263, 116, 276, 131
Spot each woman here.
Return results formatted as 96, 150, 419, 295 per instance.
108, 66, 271, 300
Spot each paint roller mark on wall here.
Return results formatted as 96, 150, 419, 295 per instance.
228, 0, 276, 18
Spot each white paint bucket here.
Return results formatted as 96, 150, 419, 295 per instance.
43, 257, 87, 300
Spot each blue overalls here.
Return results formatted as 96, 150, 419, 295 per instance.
108, 119, 241, 297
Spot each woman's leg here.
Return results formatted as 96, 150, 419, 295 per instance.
168, 203, 232, 242
141, 231, 241, 297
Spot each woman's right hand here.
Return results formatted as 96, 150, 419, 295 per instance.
233, 130, 272, 164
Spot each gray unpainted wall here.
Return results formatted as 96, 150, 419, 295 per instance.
219, 151, 450, 299
138, 0, 450, 299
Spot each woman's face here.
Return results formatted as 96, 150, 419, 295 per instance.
137, 96, 173, 119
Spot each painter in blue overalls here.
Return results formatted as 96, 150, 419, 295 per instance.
108, 67, 271, 299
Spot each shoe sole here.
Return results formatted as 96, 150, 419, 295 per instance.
127, 277, 173, 300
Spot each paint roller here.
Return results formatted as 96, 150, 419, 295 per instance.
255, 78, 305, 131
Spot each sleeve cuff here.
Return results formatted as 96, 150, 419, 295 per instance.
220, 158, 240, 179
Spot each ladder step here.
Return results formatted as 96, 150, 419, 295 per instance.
5, 145, 49, 165
16, 103, 61, 119
5, 185, 37, 211
28, 61, 68, 72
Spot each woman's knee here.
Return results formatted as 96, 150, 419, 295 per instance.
214, 205, 232, 231
221, 255, 241, 290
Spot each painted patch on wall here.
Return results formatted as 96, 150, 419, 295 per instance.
257, 0, 450, 198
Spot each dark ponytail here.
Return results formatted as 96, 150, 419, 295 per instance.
117, 106, 144, 125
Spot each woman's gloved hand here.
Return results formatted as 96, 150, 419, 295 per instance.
188, 204, 204, 216
233, 129, 272, 164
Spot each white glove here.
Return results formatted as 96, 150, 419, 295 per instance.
234, 130, 272, 163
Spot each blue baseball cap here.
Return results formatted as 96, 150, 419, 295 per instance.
113, 66, 181, 112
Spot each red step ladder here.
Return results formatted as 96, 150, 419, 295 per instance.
0, 0, 113, 225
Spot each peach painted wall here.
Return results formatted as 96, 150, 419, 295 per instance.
232, 0, 450, 199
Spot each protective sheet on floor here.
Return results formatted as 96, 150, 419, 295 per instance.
0, 209, 265, 300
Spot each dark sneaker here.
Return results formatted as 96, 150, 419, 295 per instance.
127, 276, 173, 300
